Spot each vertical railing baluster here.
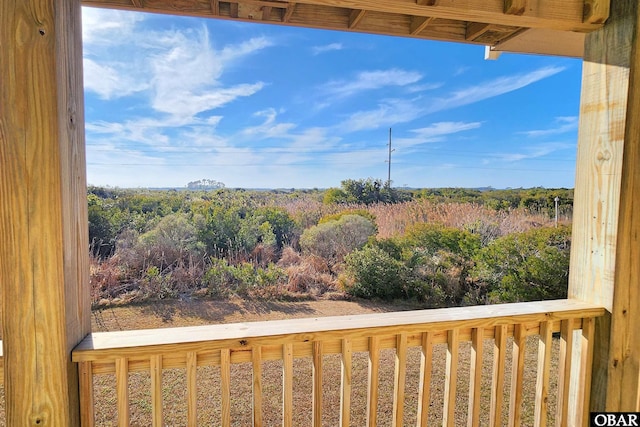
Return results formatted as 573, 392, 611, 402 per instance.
116, 357, 129, 427
79, 361, 95, 427
392, 333, 408, 426
186, 351, 197, 427
221, 348, 231, 427
490, 325, 507, 427
417, 331, 434, 427
534, 321, 553, 427
508, 324, 526, 427
443, 329, 459, 427
312, 341, 323, 427
150, 354, 163, 427
283, 343, 294, 427
556, 319, 575, 427
467, 327, 484, 427
576, 317, 595, 427
367, 336, 380, 427
252, 346, 263, 427
340, 338, 352, 427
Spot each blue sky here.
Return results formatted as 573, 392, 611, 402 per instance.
82, 7, 582, 189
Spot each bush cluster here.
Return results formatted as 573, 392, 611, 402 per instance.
89, 186, 572, 306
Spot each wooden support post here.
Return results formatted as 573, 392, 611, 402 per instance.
0, 0, 90, 425
569, 0, 640, 414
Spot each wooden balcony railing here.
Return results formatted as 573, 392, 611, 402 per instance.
71, 299, 604, 426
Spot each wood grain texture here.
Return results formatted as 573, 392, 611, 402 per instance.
467, 327, 483, 427
312, 342, 323, 426
79, 362, 95, 427
116, 358, 129, 427
555, 319, 575, 426
221, 349, 231, 427
150, 355, 163, 427
534, 322, 552, 427
340, 338, 352, 427
366, 336, 380, 426
489, 325, 507, 427
416, 332, 434, 427
0, 0, 90, 425
252, 346, 263, 427
186, 351, 197, 426
392, 334, 408, 426
570, 0, 640, 413
508, 324, 526, 427
282, 343, 294, 427
442, 329, 459, 427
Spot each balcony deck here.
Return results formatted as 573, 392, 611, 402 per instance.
70, 299, 603, 426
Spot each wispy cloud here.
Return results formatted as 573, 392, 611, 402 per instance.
312, 42, 344, 55
519, 116, 578, 137
392, 121, 482, 149
340, 98, 424, 132
489, 142, 575, 163
426, 66, 566, 114
322, 68, 423, 99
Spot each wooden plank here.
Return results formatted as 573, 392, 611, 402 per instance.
131, 0, 142, 6
349, 9, 367, 28
555, 319, 574, 426
490, 325, 507, 427
416, 0, 438, 5
410, 16, 434, 34
230, 2, 239, 18
252, 346, 263, 427
508, 324, 526, 427
116, 358, 129, 427
0, 0, 91, 425
81, 0, 603, 32
467, 328, 483, 427
150, 355, 163, 427
283, 2, 296, 21
283, 343, 294, 427
73, 300, 605, 360
340, 338, 352, 427
211, 0, 219, 14
576, 317, 595, 426
186, 352, 197, 427
392, 334, 408, 426
416, 332, 434, 427
466, 22, 492, 40
534, 321, 552, 427
312, 342, 323, 427
569, 0, 640, 412
366, 336, 380, 426
79, 362, 95, 427
442, 329, 459, 427
221, 349, 231, 427
504, 0, 526, 15
262, 6, 272, 20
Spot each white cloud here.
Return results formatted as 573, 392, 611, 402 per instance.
519, 116, 578, 137
83, 58, 149, 99
426, 66, 566, 114
322, 68, 423, 99
81, 7, 143, 45
340, 98, 424, 132
490, 142, 575, 162
312, 43, 344, 55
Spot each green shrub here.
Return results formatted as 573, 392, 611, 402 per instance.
472, 225, 571, 302
299, 214, 376, 264
344, 246, 409, 300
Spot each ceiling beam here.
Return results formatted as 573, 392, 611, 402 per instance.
262, 5, 272, 19
81, 0, 605, 32
349, 9, 366, 28
211, 0, 219, 15
410, 16, 434, 35
466, 22, 492, 40
131, 0, 143, 7
504, 0, 526, 15
282, 2, 296, 22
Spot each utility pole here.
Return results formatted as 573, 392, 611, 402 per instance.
386, 127, 394, 187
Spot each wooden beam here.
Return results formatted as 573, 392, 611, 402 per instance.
230, 2, 239, 18
131, 0, 143, 7
569, 0, 640, 413
211, 0, 219, 15
466, 22, 492, 40
0, 0, 91, 425
504, 0, 526, 15
349, 9, 366, 29
262, 5, 272, 19
584, 0, 610, 24
82, 0, 605, 32
282, 2, 296, 22
410, 15, 434, 34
